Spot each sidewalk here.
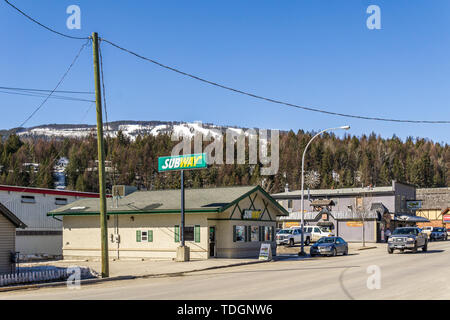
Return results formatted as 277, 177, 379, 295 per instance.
0, 258, 269, 292
19, 257, 267, 278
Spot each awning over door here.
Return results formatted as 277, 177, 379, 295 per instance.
393, 215, 430, 223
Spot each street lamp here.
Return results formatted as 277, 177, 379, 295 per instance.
299, 125, 350, 256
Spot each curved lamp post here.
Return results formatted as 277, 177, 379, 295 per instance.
299, 125, 350, 256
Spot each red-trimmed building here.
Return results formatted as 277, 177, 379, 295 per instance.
0, 185, 100, 258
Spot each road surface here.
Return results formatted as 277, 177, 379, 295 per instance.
1, 240, 449, 300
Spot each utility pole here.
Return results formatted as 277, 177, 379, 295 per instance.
92, 32, 109, 278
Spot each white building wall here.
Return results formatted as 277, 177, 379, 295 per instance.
0, 190, 91, 256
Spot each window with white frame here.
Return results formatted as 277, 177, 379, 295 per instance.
136, 230, 153, 242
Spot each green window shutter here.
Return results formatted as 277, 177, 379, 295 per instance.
194, 225, 200, 243
148, 230, 153, 242
233, 225, 237, 242
259, 226, 263, 241
136, 230, 141, 242
175, 225, 180, 242
271, 226, 275, 241
246, 226, 251, 242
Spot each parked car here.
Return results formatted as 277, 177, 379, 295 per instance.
421, 226, 433, 239
310, 236, 348, 257
304, 226, 334, 242
276, 228, 307, 246
430, 227, 448, 241
290, 226, 311, 245
388, 227, 428, 254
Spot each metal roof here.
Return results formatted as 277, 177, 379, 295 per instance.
48, 185, 289, 217
0, 185, 102, 198
278, 210, 379, 221
272, 186, 394, 199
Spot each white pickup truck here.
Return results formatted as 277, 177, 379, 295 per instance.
276, 228, 310, 246
303, 226, 334, 242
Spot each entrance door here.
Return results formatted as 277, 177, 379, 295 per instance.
209, 226, 216, 257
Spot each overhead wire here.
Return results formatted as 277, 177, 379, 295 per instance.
0, 101, 96, 209
0, 89, 95, 103
101, 38, 450, 124
4, 0, 89, 40
0, 86, 94, 95
18, 38, 91, 128
1, 1, 98, 201
4, 0, 449, 124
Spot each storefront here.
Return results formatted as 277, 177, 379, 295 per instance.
48, 186, 288, 260
279, 209, 382, 242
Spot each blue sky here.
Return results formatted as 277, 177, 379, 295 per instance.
1, 0, 449, 143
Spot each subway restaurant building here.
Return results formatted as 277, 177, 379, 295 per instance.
47, 186, 288, 260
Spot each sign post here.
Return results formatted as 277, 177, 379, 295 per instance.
181, 170, 185, 247
158, 154, 208, 261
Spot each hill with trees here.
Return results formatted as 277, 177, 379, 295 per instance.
0, 130, 448, 193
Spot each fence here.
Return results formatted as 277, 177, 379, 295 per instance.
0, 268, 95, 287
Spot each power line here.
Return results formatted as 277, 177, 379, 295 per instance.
5, 0, 448, 124
18, 39, 91, 128
0, 90, 95, 103
101, 38, 450, 124
0, 101, 96, 209
4, 0, 89, 40
0, 86, 93, 95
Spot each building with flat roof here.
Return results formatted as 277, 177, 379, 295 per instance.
48, 186, 288, 260
0, 185, 100, 258
272, 181, 428, 242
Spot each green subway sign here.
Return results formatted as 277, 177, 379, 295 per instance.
158, 153, 207, 172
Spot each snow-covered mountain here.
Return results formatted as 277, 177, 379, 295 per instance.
9, 121, 259, 140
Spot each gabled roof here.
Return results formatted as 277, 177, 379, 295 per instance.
370, 202, 389, 214
0, 202, 27, 228
47, 185, 289, 217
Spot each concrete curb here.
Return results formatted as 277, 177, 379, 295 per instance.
0, 275, 134, 293
357, 246, 378, 251
0, 259, 269, 293
138, 259, 268, 278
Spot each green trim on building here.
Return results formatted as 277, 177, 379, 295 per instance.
47, 185, 288, 218
207, 218, 276, 222
47, 208, 220, 217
